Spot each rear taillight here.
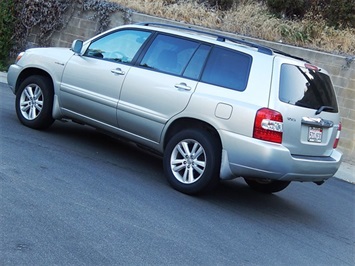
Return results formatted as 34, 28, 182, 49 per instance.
253, 108, 283, 144
333, 122, 341, 148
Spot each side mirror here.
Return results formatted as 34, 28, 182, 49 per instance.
71, 40, 83, 54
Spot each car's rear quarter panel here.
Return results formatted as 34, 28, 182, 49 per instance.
182, 51, 273, 137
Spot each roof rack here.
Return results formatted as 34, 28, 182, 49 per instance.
271, 48, 309, 62
137, 22, 273, 55
137, 22, 307, 61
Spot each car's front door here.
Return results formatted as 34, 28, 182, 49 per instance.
60, 29, 152, 126
117, 34, 210, 143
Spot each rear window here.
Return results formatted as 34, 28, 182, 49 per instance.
279, 64, 338, 113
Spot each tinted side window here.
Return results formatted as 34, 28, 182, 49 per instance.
183, 44, 211, 80
85, 30, 151, 63
140, 34, 200, 76
201, 47, 252, 91
279, 64, 338, 112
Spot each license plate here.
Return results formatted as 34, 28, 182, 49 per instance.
308, 127, 323, 143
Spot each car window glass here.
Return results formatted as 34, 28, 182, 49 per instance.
279, 64, 338, 112
140, 34, 200, 76
183, 44, 211, 80
85, 30, 151, 63
201, 47, 252, 91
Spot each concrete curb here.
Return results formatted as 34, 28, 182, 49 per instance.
0, 71, 6, 84
1, 71, 354, 184
334, 161, 355, 184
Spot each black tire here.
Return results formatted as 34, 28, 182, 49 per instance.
16, 75, 55, 129
244, 178, 290, 194
163, 129, 221, 195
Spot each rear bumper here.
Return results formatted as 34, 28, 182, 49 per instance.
219, 130, 342, 182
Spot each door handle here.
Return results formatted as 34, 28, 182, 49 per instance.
174, 82, 191, 91
111, 68, 125, 75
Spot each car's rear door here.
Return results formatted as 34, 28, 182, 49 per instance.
269, 57, 341, 157
117, 34, 210, 143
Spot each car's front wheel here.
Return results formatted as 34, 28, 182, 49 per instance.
16, 75, 54, 129
163, 129, 221, 195
244, 178, 290, 193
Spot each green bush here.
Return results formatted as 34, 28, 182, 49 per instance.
266, 0, 355, 29
0, 0, 16, 70
322, 0, 355, 29
266, 0, 308, 18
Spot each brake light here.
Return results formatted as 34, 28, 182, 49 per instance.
253, 108, 283, 144
305, 63, 319, 72
333, 122, 341, 148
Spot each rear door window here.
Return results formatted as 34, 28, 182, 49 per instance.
279, 64, 338, 113
183, 44, 211, 80
201, 46, 252, 91
139, 34, 200, 76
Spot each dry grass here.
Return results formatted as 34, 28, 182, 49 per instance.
110, 0, 355, 55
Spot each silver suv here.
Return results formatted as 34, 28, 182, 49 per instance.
7, 23, 342, 194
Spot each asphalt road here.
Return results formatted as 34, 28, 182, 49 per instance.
1, 82, 354, 265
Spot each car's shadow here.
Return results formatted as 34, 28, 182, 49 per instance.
44, 121, 317, 223
204, 180, 319, 223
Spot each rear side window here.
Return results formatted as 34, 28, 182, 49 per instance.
183, 44, 211, 80
201, 47, 252, 91
279, 64, 338, 113
140, 34, 200, 76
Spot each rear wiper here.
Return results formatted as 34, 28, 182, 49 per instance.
315, 106, 334, 115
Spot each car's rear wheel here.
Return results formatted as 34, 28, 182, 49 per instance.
16, 75, 54, 129
244, 178, 290, 193
163, 129, 221, 195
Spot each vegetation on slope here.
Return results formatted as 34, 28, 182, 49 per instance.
1, 0, 354, 70
110, 0, 355, 55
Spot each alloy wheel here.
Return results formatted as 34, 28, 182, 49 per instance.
19, 83, 44, 120
170, 139, 206, 184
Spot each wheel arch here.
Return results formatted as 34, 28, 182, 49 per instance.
163, 117, 222, 151
15, 68, 53, 94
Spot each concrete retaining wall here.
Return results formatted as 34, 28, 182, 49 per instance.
27, 7, 355, 163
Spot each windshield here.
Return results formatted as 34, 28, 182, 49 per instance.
279, 64, 338, 113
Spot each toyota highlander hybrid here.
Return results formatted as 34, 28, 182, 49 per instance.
7, 22, 342, 195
